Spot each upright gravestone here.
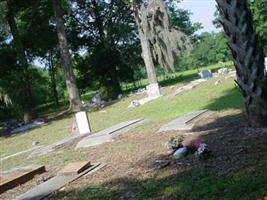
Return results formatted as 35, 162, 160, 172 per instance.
199, 70, 213, 80
75, 112, 91, 135
92, 92, 102, 106
146, 83, 161, 98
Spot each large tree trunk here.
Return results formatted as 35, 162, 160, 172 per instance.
132, 4, 158, 84
216, 0, 267, 127
105, 70, 122, 100
92, 0, 122, 99
52, 0, 82, 112
6, 0, 34, 123
48, 51, 59, 106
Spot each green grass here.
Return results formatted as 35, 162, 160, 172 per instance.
0, 62, 241, 169
0, 117, 74, 156
1, 62, 264, 200
122, 61, 233, 92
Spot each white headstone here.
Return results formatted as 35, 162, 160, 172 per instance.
146, 83, 161, 98
75, 111, 91, 135
265, 57, 267, 71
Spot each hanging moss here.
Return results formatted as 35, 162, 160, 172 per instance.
138, 0, 192, 72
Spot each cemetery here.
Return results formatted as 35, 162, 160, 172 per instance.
0, 0, 267, 199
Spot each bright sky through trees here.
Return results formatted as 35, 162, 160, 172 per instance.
178, 0, 219, 33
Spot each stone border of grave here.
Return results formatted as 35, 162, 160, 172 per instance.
171, 79, 207, 97
157, 110, 213, 133
28, 133, 89, 159
15, 163, 105, 200
76, 119, 150, 149
1, 146, 43, 162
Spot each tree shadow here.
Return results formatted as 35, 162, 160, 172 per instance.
49, 112, 267, 200
159, 66, 221, 87
123, 67, 221, 94
204, 87, 244, 111
0, 122, 51, 138
159, 73, 198, 87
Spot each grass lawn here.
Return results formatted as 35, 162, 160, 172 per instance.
0, 63, 241, 170
3, 63, 264, 200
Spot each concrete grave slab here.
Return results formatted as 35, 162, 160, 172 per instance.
138, 96, 161, 105
76, 119, 150, 149
15, 163, 103, 200
128, 83, 161, 108
0, 165, 45, 194
167, 79, 206, 98
1, 146, 42, 161
28, 133, 89, 159
158, 110, 212, 132
76, 134, 113, 148
58, 161, 91, 175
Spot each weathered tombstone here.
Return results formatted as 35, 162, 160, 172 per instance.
92, 92, 102, 106
75, 111, 91, 134
217, 68, 229, 75
146, 83, 161, 98
199, 70, 213, 80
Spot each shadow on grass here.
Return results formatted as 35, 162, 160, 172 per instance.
159, 66, 221, 88
0, 122, 52, 138
65, 171, 266, 200
50, 112, 267, 200
159, 73, 197, 87
122, 67, 221, 94
122, 72, 199, 95
205, 87, 244, 112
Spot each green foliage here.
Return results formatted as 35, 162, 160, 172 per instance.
250, 0, 267, 54
177, 32, 230, 71
69, 0, 142, 99
169, 6, 203, 40
0, 0, 232, 120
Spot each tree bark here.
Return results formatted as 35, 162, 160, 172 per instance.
52, 0, 82, 112
216, 0, 267, 127
6, 0, 34, 123
92, 0, 122, 99
132, 4, 158, 84
48, 51, 59, 106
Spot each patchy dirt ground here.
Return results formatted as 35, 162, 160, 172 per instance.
1, 109, 266, 200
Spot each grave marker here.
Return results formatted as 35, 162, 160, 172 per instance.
75, 111, 91, 134
198, 70, 212, 80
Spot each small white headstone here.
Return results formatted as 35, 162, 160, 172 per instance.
217, 68, 229, 75
75, 111, 91, 135
265, 57, 267, 72
146, 83, 161, 98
